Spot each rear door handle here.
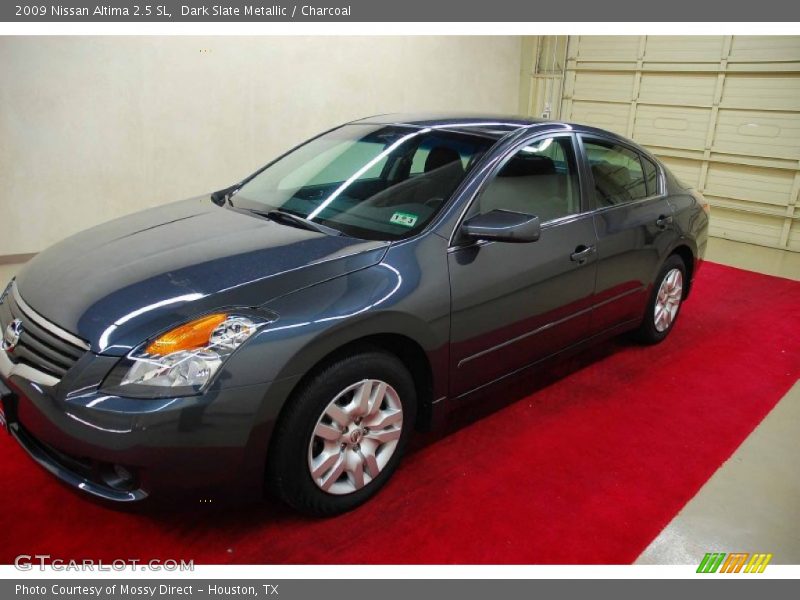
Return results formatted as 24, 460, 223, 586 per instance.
570, 245, 596, 264
656, 215, 674, 229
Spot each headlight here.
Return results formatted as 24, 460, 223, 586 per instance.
101, 312, 270, 398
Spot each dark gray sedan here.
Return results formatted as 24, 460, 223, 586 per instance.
0, 113, 708, 515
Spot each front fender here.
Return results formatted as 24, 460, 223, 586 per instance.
219, 233, 451, 404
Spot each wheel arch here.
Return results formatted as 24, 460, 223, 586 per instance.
668, 242, 696, 298
296, 333, 434, 430
268, 320, 441, 437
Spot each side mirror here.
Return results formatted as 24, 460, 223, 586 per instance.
461, 209, 541, 243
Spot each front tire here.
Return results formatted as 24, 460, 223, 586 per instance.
635, 254, 687, 344
266, 350, 416, 517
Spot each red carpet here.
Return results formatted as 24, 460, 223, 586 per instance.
1, 262, 799, 564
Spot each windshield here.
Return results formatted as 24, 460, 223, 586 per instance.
232, 124, 497, 240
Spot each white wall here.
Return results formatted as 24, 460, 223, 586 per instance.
0, 36, 522, 255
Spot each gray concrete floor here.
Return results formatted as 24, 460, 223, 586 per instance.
2, 238, 799, 564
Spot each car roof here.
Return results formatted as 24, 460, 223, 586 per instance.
350, 112, 543, 138
348, 112, 655, 157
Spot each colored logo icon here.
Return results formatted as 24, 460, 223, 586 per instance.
697, 552, 773, 573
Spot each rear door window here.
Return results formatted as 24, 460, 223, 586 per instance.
583, 139, 648, 207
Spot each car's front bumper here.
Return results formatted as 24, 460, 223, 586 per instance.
1, 347, 298, 504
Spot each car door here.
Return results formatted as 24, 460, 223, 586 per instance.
447, 133, 598, 397
578, 135, 675, 334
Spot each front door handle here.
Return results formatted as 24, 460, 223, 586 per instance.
656, 215, 674, 229
570, 245, 596, 264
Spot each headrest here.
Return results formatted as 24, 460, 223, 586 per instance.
500, 155, 556, 177
425, 146, 462, 173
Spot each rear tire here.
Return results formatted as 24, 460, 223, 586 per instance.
635, 254, 687, 344
266, 350, 416, 517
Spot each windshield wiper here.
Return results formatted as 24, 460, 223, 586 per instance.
249, 208, 342, 236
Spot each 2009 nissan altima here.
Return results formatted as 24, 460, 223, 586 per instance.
0, 113, 708, 515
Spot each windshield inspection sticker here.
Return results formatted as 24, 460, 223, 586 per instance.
390, 212, 418, 228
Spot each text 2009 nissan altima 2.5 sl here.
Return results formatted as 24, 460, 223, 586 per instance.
0, 113, 708, 515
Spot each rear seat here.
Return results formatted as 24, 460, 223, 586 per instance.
591, 160, 636, 205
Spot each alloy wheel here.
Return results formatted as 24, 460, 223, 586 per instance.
654, 268, 683, 332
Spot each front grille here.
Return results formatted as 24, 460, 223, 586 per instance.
0, 282, 89, 380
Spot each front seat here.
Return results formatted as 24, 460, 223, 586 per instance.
364, 145, 465, 208
424, 146, 462, 174
479, 155, 570, 222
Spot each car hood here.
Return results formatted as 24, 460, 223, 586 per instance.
14, 197, 389, 355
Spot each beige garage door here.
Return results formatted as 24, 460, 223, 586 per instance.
556, 36, 800, 251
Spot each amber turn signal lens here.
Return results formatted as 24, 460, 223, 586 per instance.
145, 313, 228, 356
